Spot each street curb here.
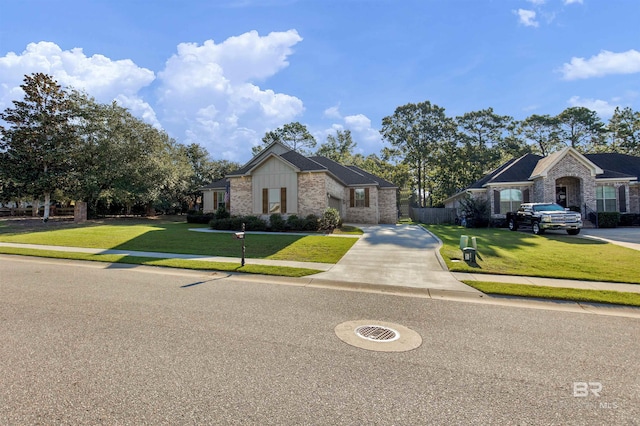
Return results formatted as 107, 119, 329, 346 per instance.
3, 251, 640, 319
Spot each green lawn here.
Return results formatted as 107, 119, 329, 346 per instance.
464, 280, 640, 307
427, 225, 640, 284
0, 219, 358, 275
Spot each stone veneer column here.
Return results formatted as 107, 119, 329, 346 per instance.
230, 176, 253, 216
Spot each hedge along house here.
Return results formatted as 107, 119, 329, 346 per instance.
443, 147, 640, 220
200, 141, 398, 224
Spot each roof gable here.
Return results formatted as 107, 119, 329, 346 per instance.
222, 144, 394, 188
530, 147, 603, 179
468, 153, 542, 189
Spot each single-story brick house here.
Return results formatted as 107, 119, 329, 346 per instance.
443, 147, 640, 218
201, 141, 398, 224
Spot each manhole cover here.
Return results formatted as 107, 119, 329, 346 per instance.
335, 320, 422, 352
355, 325, 399, 342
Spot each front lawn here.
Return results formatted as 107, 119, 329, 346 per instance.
0, 220, 358, 264
464, 281, 640, 307
427, 225, 640, 284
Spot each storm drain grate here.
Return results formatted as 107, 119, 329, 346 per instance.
355, 325, 400, 342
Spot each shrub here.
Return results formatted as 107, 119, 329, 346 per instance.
243, 215, 268, 231
619, 213, 640, 227
459, 195, 490, 228
304, 214, 320, 231
490, 218, 507, 228
209, 217, 231, 230
215, 206, 230, 219
188, 213, 214, 224
319, 208, 341, 231
286, 214, 306, 231
597, 212, 620, 228
269, 213, 286, 232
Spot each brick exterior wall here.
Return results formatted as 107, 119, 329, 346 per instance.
229, 176, 252, 217
297, 173, 328, 217
345, 186, 378, 224
227, 170, 398, 224
378, 187, 398, 224
539, 154, 597, 215
630, 185, 640, 214
486, 185, 533, 217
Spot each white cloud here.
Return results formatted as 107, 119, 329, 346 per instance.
156, 30, 305, 160
343, 114, 382, 149
323, 104, 342, 119
567, 96, 619, 118
515, 9, 539, 27
564, 0, 583, 4
560, 49, 640, 80
0, 41, 155, 113
0, 32, 306, 162
527, 0, 546, 5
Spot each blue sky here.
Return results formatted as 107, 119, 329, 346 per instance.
1, 0, 639, 162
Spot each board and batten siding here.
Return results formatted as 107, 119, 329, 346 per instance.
251, 156, 298, 214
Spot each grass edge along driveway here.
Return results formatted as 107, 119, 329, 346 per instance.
427, 224, 640, 307
0, 221, 358, 277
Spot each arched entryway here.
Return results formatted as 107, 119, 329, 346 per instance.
555, 177, 582, 210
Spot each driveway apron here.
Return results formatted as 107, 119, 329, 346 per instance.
311, 224, 480, 293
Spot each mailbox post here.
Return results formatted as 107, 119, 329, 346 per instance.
232, 223, 246, 266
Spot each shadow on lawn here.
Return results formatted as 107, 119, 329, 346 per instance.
110, 221, 306, 259
432, 225, 608, 258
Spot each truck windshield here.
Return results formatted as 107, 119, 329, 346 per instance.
533, 204, 565, 212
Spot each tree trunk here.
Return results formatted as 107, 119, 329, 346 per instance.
43, 192, 51, 220
32, 199, 39, 217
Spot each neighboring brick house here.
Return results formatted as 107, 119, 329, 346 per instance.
201, 141, 398, 224
443, 147, 640, 218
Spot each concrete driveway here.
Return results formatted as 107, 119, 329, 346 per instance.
311, 224, 480, 294
580, 227, 640, 251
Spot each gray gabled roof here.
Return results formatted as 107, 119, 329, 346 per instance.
464, 151, 640, 191
347, 165, 397, 188
585, 153, 640, 180
468, 153, 542, 189
199, 178, 227, 190
308, 156, 380, 186
214, 143, 395, 188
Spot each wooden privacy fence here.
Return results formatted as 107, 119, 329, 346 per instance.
410, 207, 458, 224
0, 207, 75, 217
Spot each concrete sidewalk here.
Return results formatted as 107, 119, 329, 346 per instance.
1, 224, 639, 296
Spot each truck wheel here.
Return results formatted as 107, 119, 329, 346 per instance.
567, 229, 580, 235
508, 218, 518, 231
532, 222, 544, 235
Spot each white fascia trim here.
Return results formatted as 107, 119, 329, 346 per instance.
484, 181, 533, 188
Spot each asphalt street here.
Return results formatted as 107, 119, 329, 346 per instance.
1, 256, 639, 425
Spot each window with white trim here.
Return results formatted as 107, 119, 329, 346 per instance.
354, 188, 365, 207
268, 188, 281, 213
500, 189, 522, 214
596, 186, 616, 212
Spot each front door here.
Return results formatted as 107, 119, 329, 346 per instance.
556, 186, 567, 207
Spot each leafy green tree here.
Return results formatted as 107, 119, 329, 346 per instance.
519, 114, 563, 156
0, 73, 78, 220
607, 106, 640, 155
179, 143, 239, 211
495, 120, 532, 162
557, 106, 606, 153
316, 129, 356, 163
456, 108, 513, 186
253, 121, 317, 155
381, 101, 454, 207
70, 93, 186, 217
